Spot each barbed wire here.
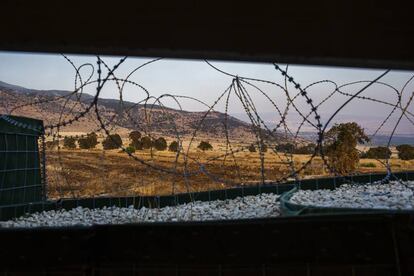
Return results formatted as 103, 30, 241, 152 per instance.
1, 55, 413, 200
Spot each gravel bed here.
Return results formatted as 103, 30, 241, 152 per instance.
0, 193, 280, 228
289, 181, 414, 210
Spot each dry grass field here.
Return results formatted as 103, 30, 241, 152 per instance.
45, 140, 414, 199
46, 148, 299, 198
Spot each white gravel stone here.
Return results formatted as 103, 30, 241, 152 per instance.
289, 180, 414, 210
0, 193, 280, 228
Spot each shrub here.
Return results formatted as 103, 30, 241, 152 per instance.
78, 132, 99, 149
63, 136, 77, 149
154, 137, 167, 151
198, 141, 213, 151
364, 147, 391, 159
248, 144, 256, 152
396, 144, 414, 160
360, 162, 376, 168
102, 134, 123, 150
169, 141, 179, 152
125, 145, 136, 154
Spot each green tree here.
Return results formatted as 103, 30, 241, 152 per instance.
396, 144, 414, 160
102, 134, 123, 150
198, 141, 213, 151
363, 146, 391, 159
63, 136, 77, 149
141, 136, 153, 149
78, 132, 99, 149
154, 137, 167, 151
169, 141, 179, 152
129, 131, 142, 147
324, 122, 369, 174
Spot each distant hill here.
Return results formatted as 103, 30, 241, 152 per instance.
297, 131, 414, 146
369, 135, 414, 146
0, 80, 293, 143
232, 111, 414, 137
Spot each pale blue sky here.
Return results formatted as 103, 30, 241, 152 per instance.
1, 51, 413, 134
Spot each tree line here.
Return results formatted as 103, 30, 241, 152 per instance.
49, 124, 414, 175
248, 122, 414, 174
52, 130, 215, 153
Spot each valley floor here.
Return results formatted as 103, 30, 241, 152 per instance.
45, 149, 414, 199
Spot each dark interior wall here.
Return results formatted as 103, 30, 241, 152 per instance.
1, 1, 413, 69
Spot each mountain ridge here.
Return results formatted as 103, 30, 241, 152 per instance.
0, 80, 282, 142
